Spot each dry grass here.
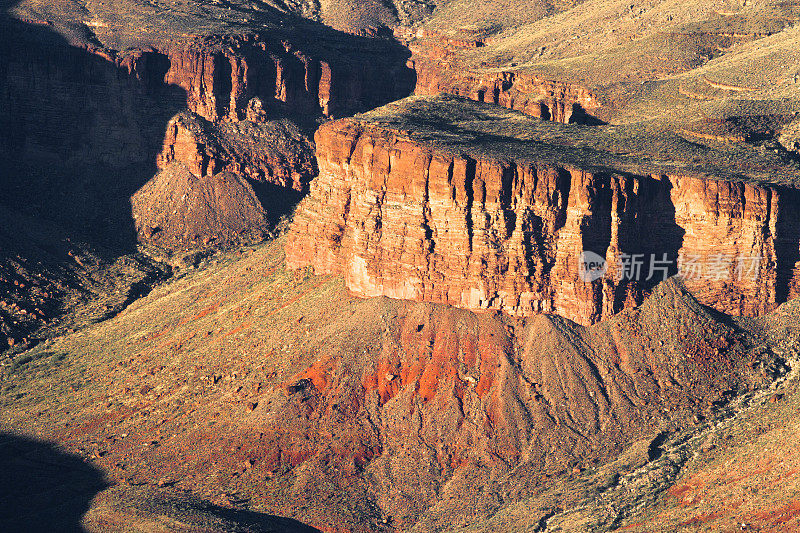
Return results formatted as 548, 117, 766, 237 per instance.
0, 234, 792, 531
412, 0, 800, 133
352, 93, 800, 187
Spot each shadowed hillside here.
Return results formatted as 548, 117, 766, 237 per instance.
0, 432, 107, 532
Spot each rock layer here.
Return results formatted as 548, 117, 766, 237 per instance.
287, 113, 800, 325
410, 37, 600, 123
415, 61, 600, 123
0, 13, 414, 246
156, 111, 315, 192
165, 34, 415, 121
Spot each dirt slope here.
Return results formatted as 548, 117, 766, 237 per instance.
132, 165, 269, 250
615, 298, 800, 532
0, 237, 790, 532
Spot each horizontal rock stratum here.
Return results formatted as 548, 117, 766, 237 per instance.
411, 43, 600, 124
287, 95, 800, 325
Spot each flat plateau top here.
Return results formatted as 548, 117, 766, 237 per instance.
2, 0, 398, 54
347, 94, 800, 188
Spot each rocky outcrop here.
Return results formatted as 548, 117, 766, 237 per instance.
287, 111, 800, 325
779, 117, 800, 154
156, 110, 315, 191
415, 62, 600, 123
409, 37, 599, 123
164, 34, 415, 121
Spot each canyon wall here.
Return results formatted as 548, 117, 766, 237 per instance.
1, 32, 414, 182
0, 36, 187, 244
0, 43, 182, 173
165, 34, 415, 122
287, 119, 800, 325
409, 37, 599, 123
0, 15, 414, 246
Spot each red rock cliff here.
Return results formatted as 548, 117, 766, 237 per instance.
0, 17, 414, 245
287, 118, 800, 325
164, 34, 415, 122
409, 36, 599, 123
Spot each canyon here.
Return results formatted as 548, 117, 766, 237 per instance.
3, 0, 800, 532
286, 95, 800, 325
0, 3, 415, 249
0, 0, 416, 347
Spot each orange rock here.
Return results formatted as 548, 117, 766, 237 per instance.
155, 111, 315, 191
287, 118, 799, 325
411, 39, 600, 124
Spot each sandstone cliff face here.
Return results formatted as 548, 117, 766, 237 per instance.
0, 38, 186, 244
0, 16, 414, 247
0, 26, 414, 166
410, 37, 599, 123
1, 35, 413, 170
287, 119, 800, 325
0, 43, 181, 172
164, 35, 415, 122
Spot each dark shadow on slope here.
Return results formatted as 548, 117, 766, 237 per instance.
0, 0, 188, 254
0, 432, 323, 533
205, 505, 323, 533
569, 104, 607, 126
247, 180, 307, 227
96, 485, 325, 533
775, 188, 800, 304
0, 432, 108, 533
